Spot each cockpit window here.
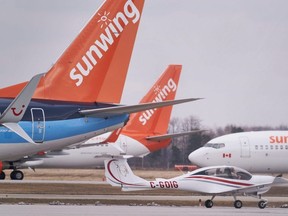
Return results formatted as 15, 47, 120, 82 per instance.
203, 143, 225, 149
192, 167, 252, 180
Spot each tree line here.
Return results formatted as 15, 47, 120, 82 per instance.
129, 115, 288, 169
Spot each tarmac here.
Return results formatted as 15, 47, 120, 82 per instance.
1, 180, 288, 215
2, 204, 288, 216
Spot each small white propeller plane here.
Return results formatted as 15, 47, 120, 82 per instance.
105, 158, 288, 209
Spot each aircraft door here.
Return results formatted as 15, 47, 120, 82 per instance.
31, 108, 45, 143
240, 137, 250, 158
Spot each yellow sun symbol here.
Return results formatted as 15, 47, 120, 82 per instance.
153, 85, 162, 95
97, 11, 111, 28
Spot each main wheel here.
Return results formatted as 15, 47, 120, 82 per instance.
234, 200, 243, 209
10, 170, 24, 180
204, 199, 213, 208
258, 200, 267, 209
0, 171, 6, 180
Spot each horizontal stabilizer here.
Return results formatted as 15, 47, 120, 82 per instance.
80, 98, 202, 118
2, 123, 35, 144
146, 130, 207, 141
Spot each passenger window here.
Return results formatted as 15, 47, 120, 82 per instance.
265, 145, 268, 150
275, 145, 279, 150
203, 143, 225, 149
260, 145, 263, 150
255, 145, 258, 150
286, 145, 288, 150
280, 145, 283, 150
270, 145, 274, 150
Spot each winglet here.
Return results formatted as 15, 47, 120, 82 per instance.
0, 73, 44, 143
100, 128, 122, 143
0, 73, 44, 123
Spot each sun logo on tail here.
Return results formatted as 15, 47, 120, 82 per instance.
153, 85, 162, 95
97, 11, 111, 28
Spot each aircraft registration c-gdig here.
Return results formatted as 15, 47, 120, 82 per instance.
0, 0, 201, 179
105, 158, 288, 209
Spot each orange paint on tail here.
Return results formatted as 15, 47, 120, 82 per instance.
121, 65, 182, 152
101, 128, 123, 143
0, 0, 145, 103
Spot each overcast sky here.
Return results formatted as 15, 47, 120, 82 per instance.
0, 0, 288, 128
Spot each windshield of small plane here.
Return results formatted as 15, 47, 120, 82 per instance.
203, 143, 225, 149
192, 167, 252, 180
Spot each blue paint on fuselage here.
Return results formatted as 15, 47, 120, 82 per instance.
0, 99, 129, 144
0, 98, 117, 121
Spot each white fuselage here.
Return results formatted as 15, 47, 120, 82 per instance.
18, 134, 149, 169
188, 131, 288, 173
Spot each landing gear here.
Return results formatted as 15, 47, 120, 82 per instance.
10, 170, 24, 180
234, 200, 243, 209
258, 200, 267, 209
204, 195, 215, 208
204, 199, 213, 208
203, 195, 267, 209
0, 171, 6, 180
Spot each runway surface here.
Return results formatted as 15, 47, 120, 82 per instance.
2, 205, 288, 216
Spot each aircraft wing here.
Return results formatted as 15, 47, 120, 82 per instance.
146, 130, 207, 141
218, 177, 288, 195
79, 98, 202, 118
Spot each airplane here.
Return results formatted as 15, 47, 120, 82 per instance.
105, 158, 288, 209
188, 131, 288, 174
3, 65, 203, 180
0, 0, 200, 179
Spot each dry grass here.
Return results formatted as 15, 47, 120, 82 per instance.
5, 168, 182, 181
1, 169, 288, 207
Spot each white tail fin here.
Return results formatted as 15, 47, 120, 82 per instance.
104, 158, 150, 191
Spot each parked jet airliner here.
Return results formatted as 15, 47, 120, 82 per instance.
0, 0, 200, 179
2, 65, 202, 180
189, 131, 288, 173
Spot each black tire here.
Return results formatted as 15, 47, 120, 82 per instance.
234, 200, 243, 209
0, 171, 6, 180
10, 170, 24, 180
204, 199, 213, 208
258, 200, 267, 209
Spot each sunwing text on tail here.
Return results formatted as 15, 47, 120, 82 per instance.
0, 1, 201, 180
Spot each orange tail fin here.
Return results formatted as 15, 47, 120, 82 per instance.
121, 65, 182, 152
0, 0, 145, 103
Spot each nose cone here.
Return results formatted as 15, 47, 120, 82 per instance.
188, 148, 209, 167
